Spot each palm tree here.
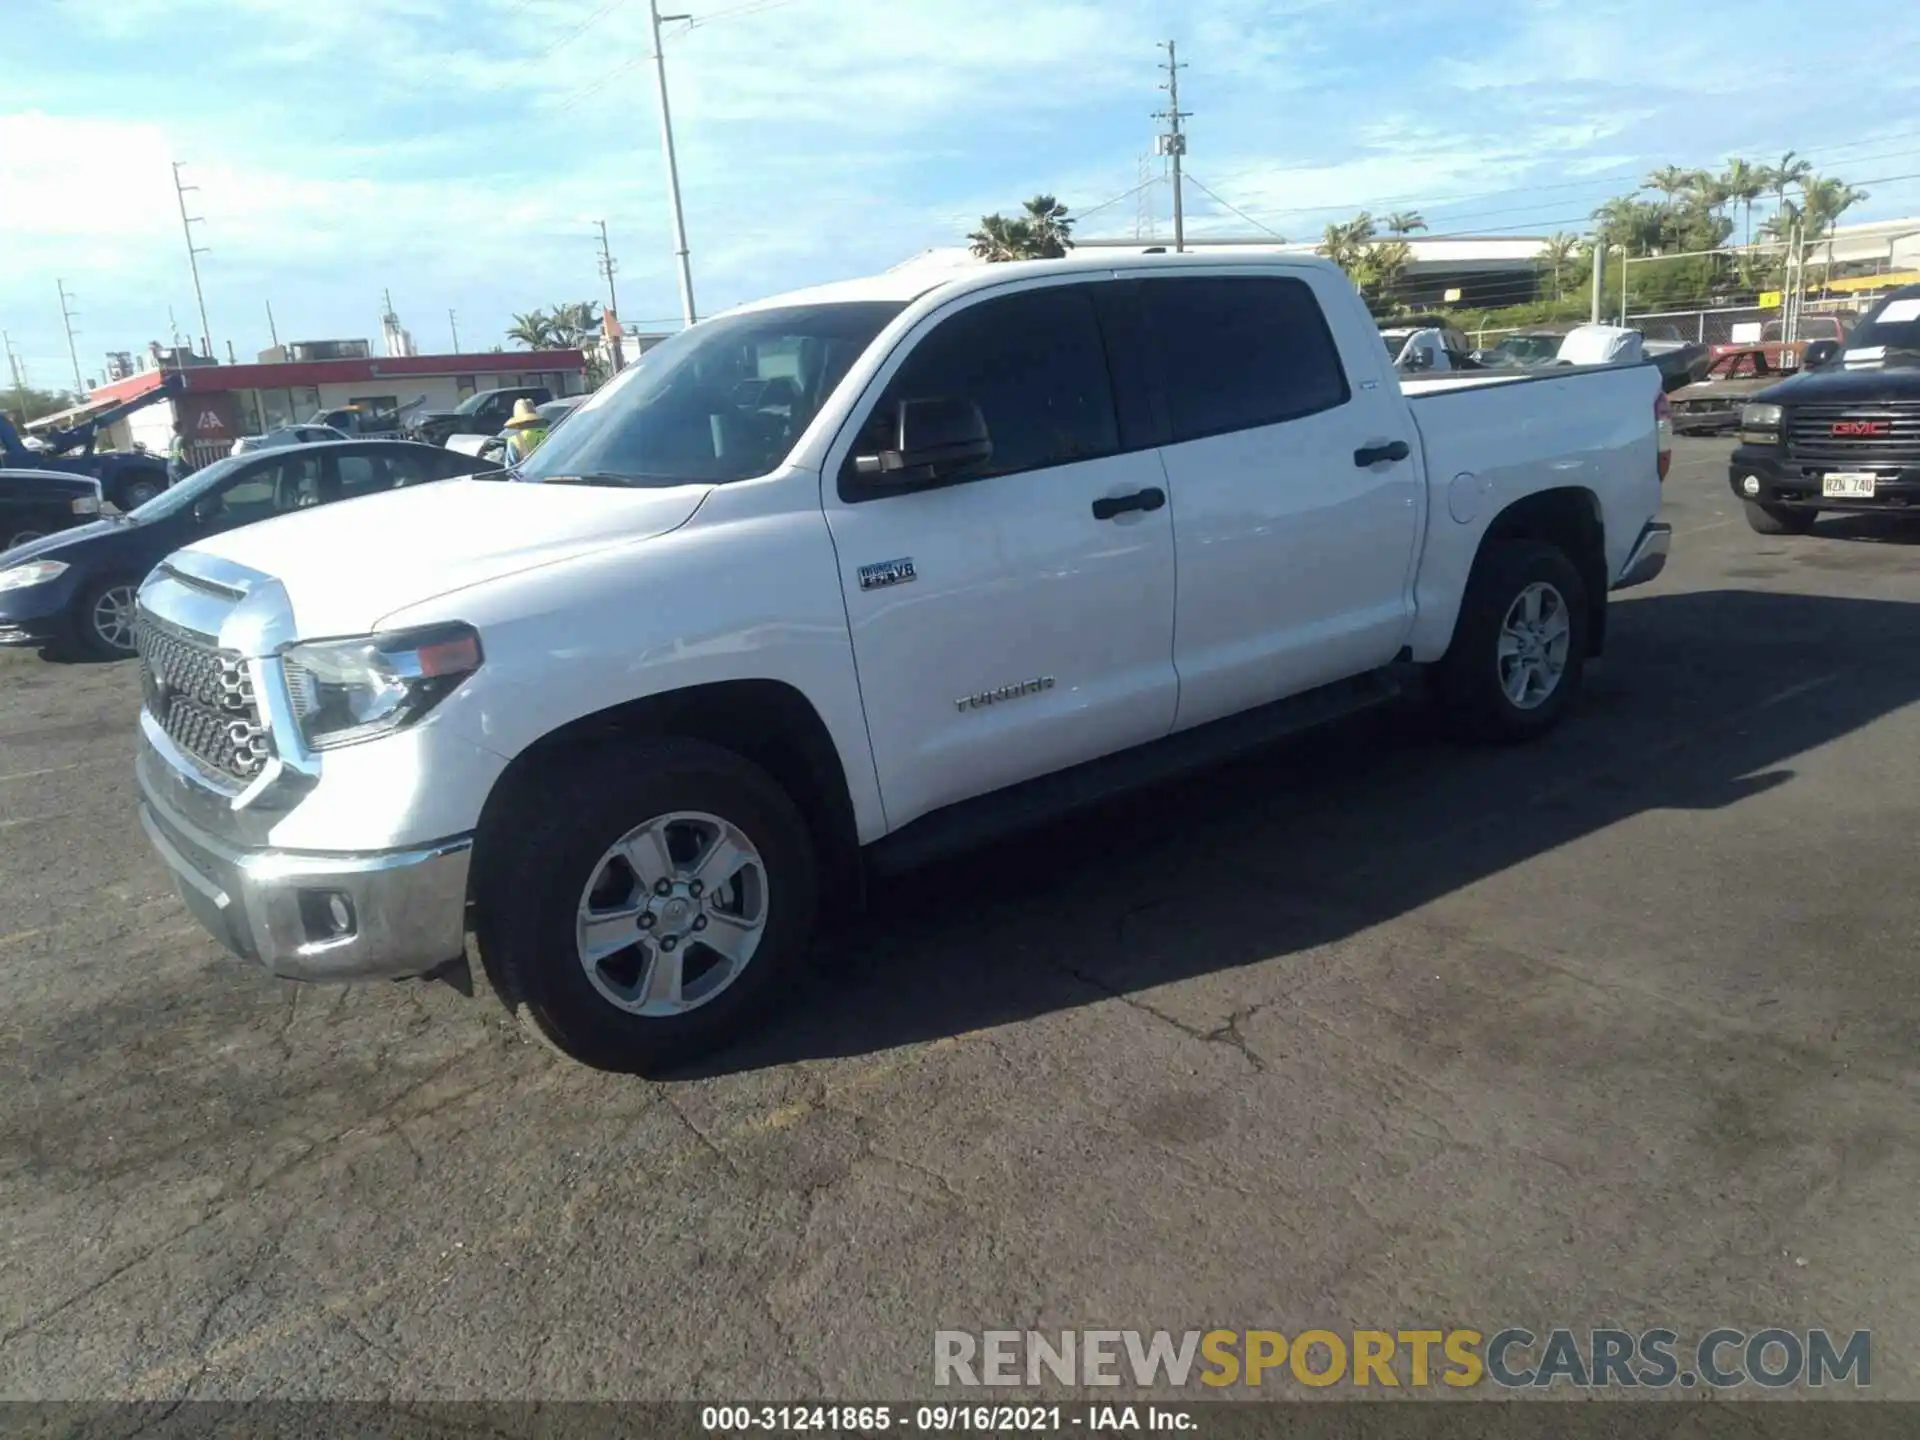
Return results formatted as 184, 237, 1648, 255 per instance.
1801, 177, 1869, 293
968, 213, 1032, 262
1021, 195, 1075, 258
1318, 212, 1377, 273
1720, 158, 1766, 251
1644, 165, 1691, 206
547, 300, 604, 348
1769, 150, 1813, 231
1383, 210, 1427, 236
1540, 232, 1581, 299
506, 311, 558, 349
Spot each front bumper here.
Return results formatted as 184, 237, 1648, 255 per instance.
138, 752, 472, 983
0, 573, 83, 646
1729, 447, 1920, 511
1612, 520, 1671, 591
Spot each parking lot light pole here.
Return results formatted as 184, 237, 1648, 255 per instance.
649, 0, 698, 327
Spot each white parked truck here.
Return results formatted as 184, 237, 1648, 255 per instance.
133, 252, 1673, 1072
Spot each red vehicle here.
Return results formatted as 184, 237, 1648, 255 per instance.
1709, 313, 1856, 373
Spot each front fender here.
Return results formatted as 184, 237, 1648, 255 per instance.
376, 474, 887, 844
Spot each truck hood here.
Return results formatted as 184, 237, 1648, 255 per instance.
177, 478, 709, 636
1757, 362, 1920, 404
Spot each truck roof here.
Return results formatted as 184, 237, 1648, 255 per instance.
724, 250, 1349, 316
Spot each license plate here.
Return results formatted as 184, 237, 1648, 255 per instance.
1823, 472, 1877, 498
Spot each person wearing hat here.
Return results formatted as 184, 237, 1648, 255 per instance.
502, 398, 549, 464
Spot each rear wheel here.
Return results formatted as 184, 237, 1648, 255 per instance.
1743, 500, 1817, 535
77, 578, 140, 659
121, 478, 163, 509
1429, 539, 1589, 744
476, 738, 818, 1074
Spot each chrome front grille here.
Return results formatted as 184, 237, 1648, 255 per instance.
134, 611, 273, 782
1785, 405, 1920, 467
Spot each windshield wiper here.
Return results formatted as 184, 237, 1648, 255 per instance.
540, 472, 645, 488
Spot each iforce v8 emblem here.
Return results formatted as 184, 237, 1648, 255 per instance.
858, 557, 917, 591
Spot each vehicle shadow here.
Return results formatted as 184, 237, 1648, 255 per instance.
683, 587, 1920, 1078
1813, 512, 1920, 545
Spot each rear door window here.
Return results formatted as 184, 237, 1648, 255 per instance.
1140, 276, 1351, 442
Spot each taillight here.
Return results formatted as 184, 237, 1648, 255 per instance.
1654, 391, 1673, 481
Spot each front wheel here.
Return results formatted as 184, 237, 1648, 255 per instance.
1429, 539, 1590, 744
1743, 501, 1817, 536
476, 738, 819, 1074
77, 577, 140, 659
5, 527, 48, 551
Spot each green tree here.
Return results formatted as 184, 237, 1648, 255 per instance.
546, 301, 604, 349
1, 385, 78, 426
967, 196, 1076, 262
1383, 210, 1427, 236
1540, 233, 1581, 299
1644, 165, 1692, 206
1318, 212, 1376, 272
506, 311, 559, 348
1720, 158, 1766, 251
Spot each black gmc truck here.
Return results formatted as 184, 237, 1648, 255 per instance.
1729, 284, 1920, 535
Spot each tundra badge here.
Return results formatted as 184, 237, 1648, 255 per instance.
858, 557, 917, 591
956, 677, 1055, 713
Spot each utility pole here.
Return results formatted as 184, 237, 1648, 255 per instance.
1590, 239, 1605, 324
172, 161, 213, 358
57, 279, 85, 393
449, 309, 461, 351
1154, 41, 1190, 253
265, 299, 280, 349
648, 0, 698, 325
595, 219, 625, 372
3, 330, 26, 393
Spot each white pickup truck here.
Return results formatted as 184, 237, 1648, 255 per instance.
132, 252, 1672, 1073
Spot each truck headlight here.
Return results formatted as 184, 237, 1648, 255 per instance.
1740, 403, 1782, 430
280, 623, 482, 752
0, 560, 69, 591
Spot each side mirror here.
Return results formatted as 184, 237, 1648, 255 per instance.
1803, 340, 1841, 368
854, 397, 993, 483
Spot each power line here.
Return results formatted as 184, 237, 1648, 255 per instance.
1184, 173, 1287, 239
1201, 132, 1920, 237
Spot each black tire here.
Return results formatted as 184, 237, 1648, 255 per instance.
1743, 500, 1817, 536
120, 477, 164, 510
75, 576, 141, 660
1429, 539, 1590, 745
476, 738, 819, 1075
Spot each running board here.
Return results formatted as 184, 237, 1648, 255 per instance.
866, 668, 1404, 877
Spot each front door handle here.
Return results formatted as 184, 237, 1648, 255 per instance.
1091, 487, 1166, 520
1354, 439, 1411, 467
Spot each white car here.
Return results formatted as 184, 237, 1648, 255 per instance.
231, 424, 348, 457
132, 251, 1671, 1073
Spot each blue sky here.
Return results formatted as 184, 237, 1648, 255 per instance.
5, 0, 1918, 392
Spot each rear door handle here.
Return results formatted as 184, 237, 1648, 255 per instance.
1091, 487, 1166, 520
1353, 440, 1411, 467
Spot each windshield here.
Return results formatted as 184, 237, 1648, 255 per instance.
1845, 295, 1920, 356
453, 389, 507, 415
128, 453, 250, 521
515, 301, 906, 488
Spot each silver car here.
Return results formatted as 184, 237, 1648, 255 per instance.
230, 424, 348, 457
